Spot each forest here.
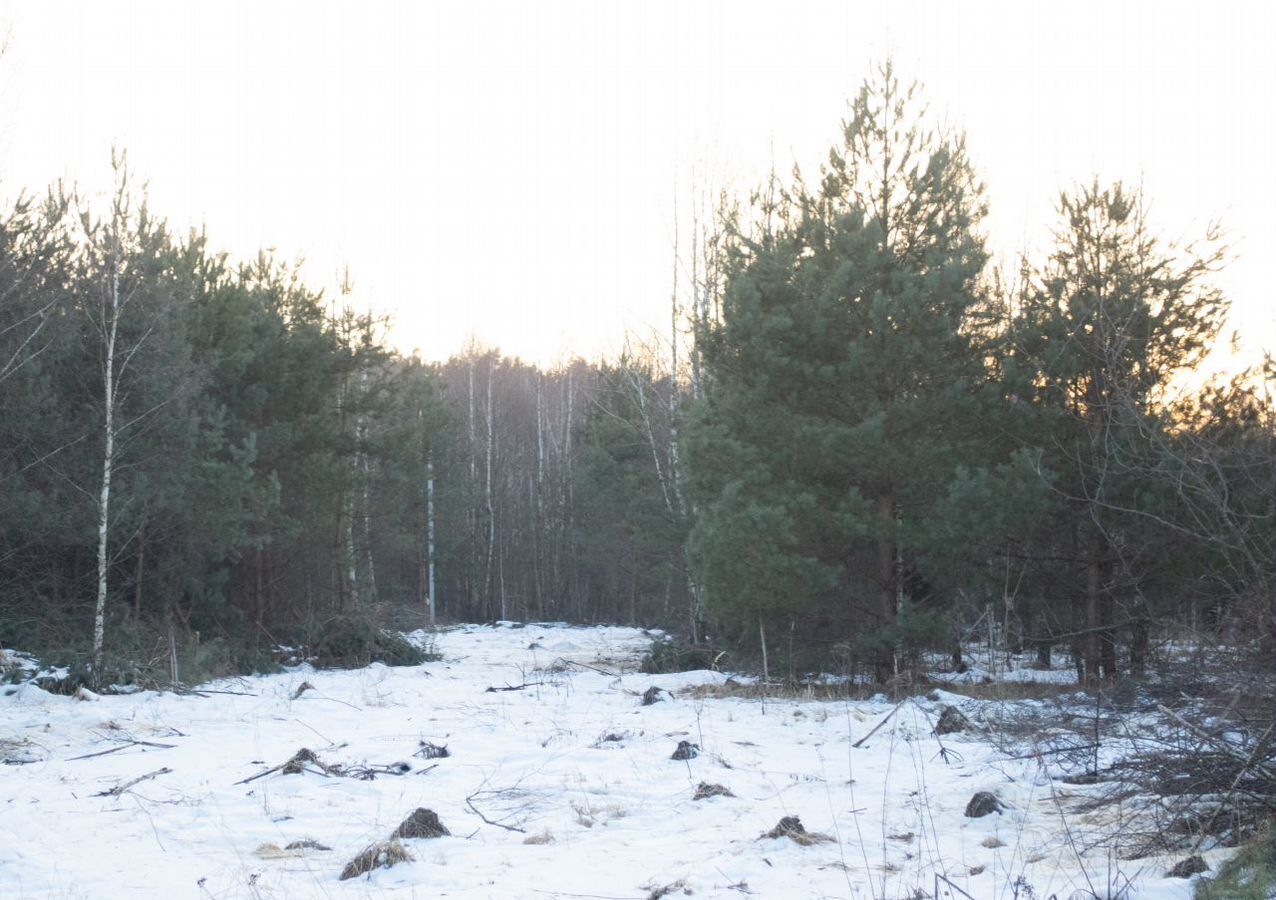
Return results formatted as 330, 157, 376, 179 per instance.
1, 64, 1272, 691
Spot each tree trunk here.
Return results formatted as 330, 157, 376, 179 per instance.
467, 357, 478, 616
339, 368, 360, 610
91, 251, 121, 682
1265, 577, 1276, 660
874, 492, 897, 683
1084, 542, 1102, 684
427, 457, 437, 625
254, 547, 265, 628
534, 375, 546, 619
1099, 591, 1117, 679
483, 362, 496, 619
1129, 614, 1148, 678
132, 520, 146, 620
358, 370, 376, 604
343, 486, 359, 609
1036, 635, 1053, 668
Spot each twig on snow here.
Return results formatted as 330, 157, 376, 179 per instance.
553, 658, 620, 678
293, 717, 341, 748
530, 892, 645, 899
465, 790, 527, 833
69, 739, 176, 761
1001, 742, 1100, 761
852, 700, 905, 748
96, 766, 173, 797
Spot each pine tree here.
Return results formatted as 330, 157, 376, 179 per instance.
687, 62, 996, 680
1006, 180, 1228, 681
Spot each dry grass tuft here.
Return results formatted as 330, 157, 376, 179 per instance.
339, 839, 414, 881
679, 680, 875, 702
280, 747, 324, 775
391, 808, 450, 840
760, 815, 835, 845
932, 681, 1076, 702
647, 878, 689, 899
255, 841, 330, 859
693, 782, 735, 800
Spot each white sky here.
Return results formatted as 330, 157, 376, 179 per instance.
0, 1, 1271, 369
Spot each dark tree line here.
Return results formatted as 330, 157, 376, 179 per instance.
687, 63, 1274, 683
0, 158, 696, 684
2, 67, 1273, 688
0, 159, 462, 681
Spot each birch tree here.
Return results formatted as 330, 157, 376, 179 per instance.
78, 153, 167, 680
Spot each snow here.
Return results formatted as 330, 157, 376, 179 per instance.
0, 624, 1216, 899
929, 664, 1080, 686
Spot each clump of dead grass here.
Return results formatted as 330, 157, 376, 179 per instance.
693, 782, 735, 800
391, 808, 449, 840
933, 681, 1077, 702
339, 839, 413, 880
679, 680, 873, 702
760, 815, 835, 845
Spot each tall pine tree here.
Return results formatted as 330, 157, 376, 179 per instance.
687, 62, 997, 680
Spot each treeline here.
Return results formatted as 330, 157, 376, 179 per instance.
2, 65, 1274, 686
0, 157, 444, 678
0, 155, 698, 682
685, 64, 1275, 683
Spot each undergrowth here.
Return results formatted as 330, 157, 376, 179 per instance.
1196, 822, 1276, 900
639, 635, 721, 674
2, 603, 442, 692
298, 613, 436, 668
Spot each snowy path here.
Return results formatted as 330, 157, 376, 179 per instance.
1, 624, 1201, 899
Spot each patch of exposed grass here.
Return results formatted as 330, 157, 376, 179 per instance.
680, 674, 1077, 705
930, 680, 1078, 702
678, 680, 878, 702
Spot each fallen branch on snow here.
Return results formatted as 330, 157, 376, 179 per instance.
465, 789, 528, 833
69, 739, 177, 761
95, 766, 172, 797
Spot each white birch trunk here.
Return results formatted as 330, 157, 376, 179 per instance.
91, 251, 121, 678
625, 361, 674, 516
357, 369, 376, 603
341, 371, 360, 608
669, 244, 686, 518
467, 359, 477, 480
426, 457, 436, 625
563, 366, 574, 508
466, 357, 478, 610
483, 361, 496, 617
534, 374, 546, 614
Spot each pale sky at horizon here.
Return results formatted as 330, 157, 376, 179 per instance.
0, 1, 1271, 370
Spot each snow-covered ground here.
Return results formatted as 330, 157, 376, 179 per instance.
0, 624, 1217, 899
